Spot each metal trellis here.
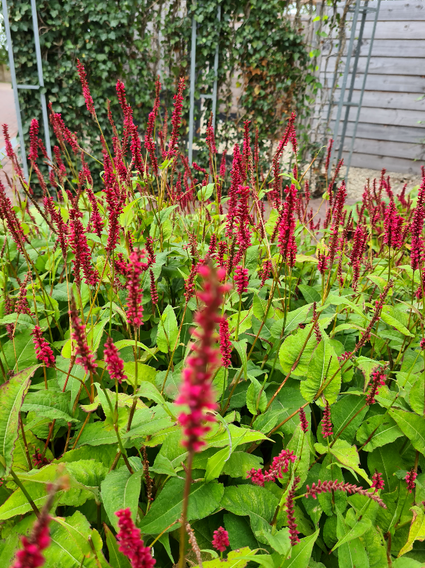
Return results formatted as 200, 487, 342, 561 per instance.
188, 5, 221, 165
2, 0, 51, 180
328, 0, 381, 180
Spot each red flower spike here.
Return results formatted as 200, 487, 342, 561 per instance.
31, 326, 55, 368
29, 119, 39, 162
76, 59, 95, 117
278, 184, 298, 268
176, 265, 230, 452
126, 249, 147, 328
104, 338, 127, 384
305, 480, 386, 508
365, 368, 386, 405
69, 296, 97, 374
286, 476, 301, 546
321, 402, 333, 438
149, 269, 158, 307
405, 470, 417, 493
115, 508, 156, 568
234, 265, 249, 295
219, 318, 232, 368
167, 77, 186, 157
247, 468, 265, 487
212, 527, 229, 553
372, 471, 384, 492
299, 408, 309, 433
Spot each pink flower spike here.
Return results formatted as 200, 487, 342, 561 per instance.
219, 318, 232, 368
321, 402, 333, 438
115, 508, 156, 568
247, 467, 265, 487
372, 471, 384, 492
299, 408, 308, 433
126, 248, 148, 328
286, 476, 300, 546
212, 527, 229, 553
234, 265, 249, 295
31, 326, 55, 368
69, 296, 97, 374
405, 470, 417, 493
176, 265, 230, 453
104, 338, 127, 384
76, 59, 95, 117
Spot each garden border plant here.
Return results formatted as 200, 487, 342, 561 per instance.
0, 62, 425, 567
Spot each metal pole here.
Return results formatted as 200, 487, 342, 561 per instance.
345, 0, 381, 176
2, 0, 29, 179
211, 5, 221, 132
188, 16, 197, 165
31, 0, 51, 161
336, 0, 369, 166
328, 0, 361, 176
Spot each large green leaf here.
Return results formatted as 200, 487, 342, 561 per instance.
316, 439, 371, 483
104, 524, 131, 568
21, 389, 79, 423
139, 478, 224, 535
301, 335, 341, 404
335, 510, 369, 568
390, 409, 425, 455
156, 304, 178, 353
223, 513, 258, 550
221, 485, 278, 543
357, 415, 403, 452
281, 530, 319, 568
101, 467, 143, 530
0, 365, 39, 477
1, 330, 38, 371
331, 394, 369, 444
398, 505, 425, 557
279, 325, 316, 378
193, 547, 258, 568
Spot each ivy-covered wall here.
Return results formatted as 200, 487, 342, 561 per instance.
8, 0, 314, 168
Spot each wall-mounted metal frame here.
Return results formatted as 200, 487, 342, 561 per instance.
2, 0, 51, 180
188, 5, 221, 165
328, 0, 381, 180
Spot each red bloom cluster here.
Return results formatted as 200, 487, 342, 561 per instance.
126, 249, 147, 328
29, 119, 39, 162
405, 469, 417, 493
149, 270, 158, 307
31, 326, 55, 368
372, 471, 384, 492
167, 77, 185, 157
321, 402, 333, 438
76, 59, 95, 117
69, 296, 97, 373
12, 512, 51, 568
234, 265, 249, 295
365, 368, 386, 405
247, 449, 296, 486
299, 408, 309, 433
219, 318, 232, 368
384, 201, 404, 249
68, 208, 99, 287
104, 337, 127, 384
305, 480, 386, 508
212, 527, 229, 553
176, 265, 229, 452
278, 184, 298, 267
286, 476, 300, 546
115, 508, 156, 568
0, 181, 27, 252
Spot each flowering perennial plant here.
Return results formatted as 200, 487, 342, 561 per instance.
1, 69, 425, 568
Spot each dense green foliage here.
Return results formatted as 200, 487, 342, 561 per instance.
8, 0, 312, 169
1, 74, 425, 568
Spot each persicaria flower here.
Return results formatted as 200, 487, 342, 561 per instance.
234, 265, 249, 295
176, 265, 230, 452
299, 408, 309, 433
365, 368, 386, 405
167, 77, 185, 157
259, 259, 272, 288
286, 476, 300, 546
219, 318, 232, 368
69, 295, 97, 373
149, 269, 158, 307
104, 337, 127, 384
305, 479, 386, 508
76, 59, 95, 117
126, 249, 147, 328
32, 448, 51, 468
115, 508, 156, 568
420, 338, 425, 350
29, 119, 39, 162
212, 527, 229, 553
31, 326, 55, 368
372, 471, 384, 492
321, 401, 333, 438
247, 450, 296, 486
278, 184, 298, 267
246, 468, 265, 486
405, 470, 417, 493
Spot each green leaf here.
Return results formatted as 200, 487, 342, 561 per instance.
114, 340, 158, 360
194, 547, 258, 567
331, 517, 371, 551
123, 362, 157, 387
279, 325, 316, 378
223, 513, 258, 550
357, 415, 403, 452
2, 330, 38, 372
0, 365, 39, 476
280, 530, 319, 567
246, 377, 267, 415
157, 304, 178, 353
409, 376, 425, 415
233, 340, 248, 379
205, 446, 232, 482
222, 452, 263, 478
332, 394, 368, 444
101, 467, 143, 531
335, 510, 369, 568
221, 485, 278, 543
21, 389, 79, 423
381, 307, 414, 337
197, 183, 214, 201
398, 505, 425, 557
327, 439, 371, 483
139, 478, 224, 535
301, 334, 341, 404
389, 409, 425, 455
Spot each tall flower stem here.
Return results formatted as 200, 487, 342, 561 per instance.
178, 450, 193, 568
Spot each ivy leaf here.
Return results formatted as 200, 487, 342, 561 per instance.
139, 478, 224, 535
101, 467, 143, 531
0, 365, 39, 477
389, 409, 425, 455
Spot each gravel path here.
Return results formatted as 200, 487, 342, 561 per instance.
346, 166, 423, 201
